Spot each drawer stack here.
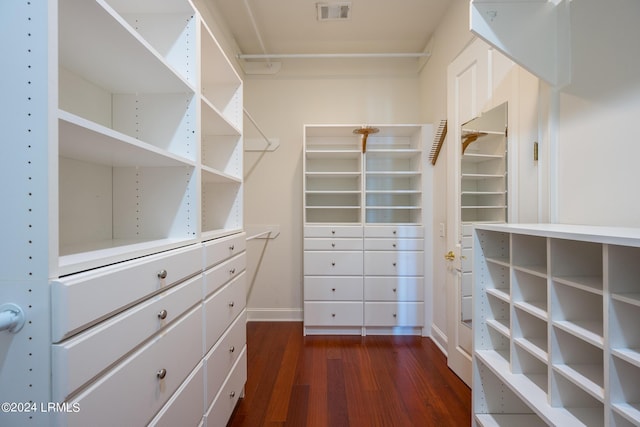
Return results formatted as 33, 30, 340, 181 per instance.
303, 225, 364, 335
50, 233, 247, 426
303, 225, 425, 335
364, 225, 425, 333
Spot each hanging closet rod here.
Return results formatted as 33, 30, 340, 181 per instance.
243, 108, 272, 147
238, 52, 431, 60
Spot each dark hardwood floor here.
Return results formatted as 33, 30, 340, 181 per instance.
227, 322, 471, 427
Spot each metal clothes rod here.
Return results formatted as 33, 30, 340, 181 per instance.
243, 108, 272, 147
238, 52, 431, 60
246, 230, 272, 240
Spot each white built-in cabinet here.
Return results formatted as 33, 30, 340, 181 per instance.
473, 223, 640, 427
0, 1, 245, 425
303, 125, 428, 335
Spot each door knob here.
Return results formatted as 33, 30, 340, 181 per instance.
444, 251, 455, 261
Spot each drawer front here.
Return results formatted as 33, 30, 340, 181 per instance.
63, 305, 203, 427
364, 302, 424, 327
304, 238, 363, 251
205, 348, 247, 427
205, 311, 247, 409
364, 251, 424, 276
304, 302, 363, 326
462, 223, 474, 237
303, 251, 363, 276
364, 238, 424, 251
204, 233, 246, 270
304, 276, 363, 301
149, 361, 205, 427
461, 247, 473, 272
304, 225, 363, 238
364, 225, 424, 239
204, 273, 246, 352
52, 274, 203, 401
52, 244, 202, 342
204, 252, 246, 298
364, 277, 424, 302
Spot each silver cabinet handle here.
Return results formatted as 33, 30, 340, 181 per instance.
157, 368, 167, 379
230, 268, 236, 274
157, 269, 168, 279
393, 313, 397, 318
158, 309, 168, 320
392, 262, 397, 267
331, 262, 336, 266
331, 243, 336, 248
229, 346, 235, 353
229, 244, 235, 251
228, 301, 235, 308
230, 391, 236, 398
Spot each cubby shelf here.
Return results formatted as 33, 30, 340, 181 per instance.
473, 223, 640, 427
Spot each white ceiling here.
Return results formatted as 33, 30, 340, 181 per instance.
207, 0, 452, 57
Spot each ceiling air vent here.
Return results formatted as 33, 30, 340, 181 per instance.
317, 2, 352, 21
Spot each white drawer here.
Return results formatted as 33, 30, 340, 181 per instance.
204, 273, 246, 352
204, 252, 246, 298
364, 238, 424, 251
462, 235, 473, 249
304, 238, 363, 251
364, 225, 424, 239
304, 225, 363, 238
52, 274, 203, 401
364, 277, 424, 302
364, 251, 424, 276
462, 223, 474, 237
304, 301, 363, 326
204, 233, 246, 270
62, 305, 203, 427
52, 244, 202, 342
304, 276, 363, 301
364, 302, 424, 327
204, 348, 247, 427
205, 311, 246, 409
461, 272, 472, 298
149, 361, 204, 427
303, 251, 363, 276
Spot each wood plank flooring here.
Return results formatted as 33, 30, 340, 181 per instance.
227, 322, 471, 427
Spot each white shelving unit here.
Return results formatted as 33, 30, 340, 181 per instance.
473, 223, 640, 427
1, 0, 245, 425
303, 125, 429, 335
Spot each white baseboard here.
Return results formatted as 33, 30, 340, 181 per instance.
246, 308, 303, 322
430, 324, 448, 356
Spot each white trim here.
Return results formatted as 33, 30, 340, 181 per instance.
430, 324, 448, 356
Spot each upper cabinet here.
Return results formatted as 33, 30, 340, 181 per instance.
469, 0, 571, 87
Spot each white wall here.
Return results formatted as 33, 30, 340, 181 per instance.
243, 75, 422, 320
417, 0, 473, 350
553, 0, 640, 226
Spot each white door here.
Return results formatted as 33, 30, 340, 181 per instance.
445, 38, 490, 386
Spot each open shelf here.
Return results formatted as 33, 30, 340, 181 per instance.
474, 224, 640, 427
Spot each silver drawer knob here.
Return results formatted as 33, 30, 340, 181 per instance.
230, 268, 236, 274
331, 262, 336, 266
331, 313, 336, 317
331, 230, 336, 235
393, 313, 397, 318
229, 244, 235, 251
331, 288, 336, 292
157, 368, 167, 379
392, 243, 397, 248
157, 269, 168, 279
229, 301, 235, 308
229, 346, 235, 353
331, 243, 336, 248
393, 230, 397, 235
392, 288, 397, 293
392, 262, 397, 267
230, 391, 236, 398
158, 309, 168, 320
